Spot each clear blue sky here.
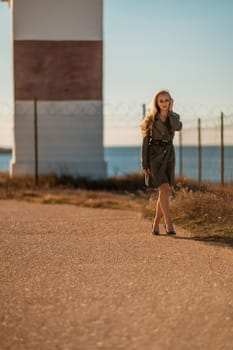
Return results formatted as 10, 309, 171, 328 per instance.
104, 0, 233, 104
1, 0, 233, 146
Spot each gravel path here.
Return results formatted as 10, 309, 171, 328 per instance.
0, 200, 233, 350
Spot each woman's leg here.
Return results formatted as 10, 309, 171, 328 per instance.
153, 197, 163, 231
158, 183, 174, 231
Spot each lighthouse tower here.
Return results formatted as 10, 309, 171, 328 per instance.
3, 0, 107, 178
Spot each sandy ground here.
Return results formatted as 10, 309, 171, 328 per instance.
0, 200, 233, 350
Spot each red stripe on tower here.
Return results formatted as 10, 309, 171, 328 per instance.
14, 40, 102, 100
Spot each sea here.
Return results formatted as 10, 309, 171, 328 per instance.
0, 146, 233, 183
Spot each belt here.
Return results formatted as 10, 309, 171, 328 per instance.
150, 139, 172, 145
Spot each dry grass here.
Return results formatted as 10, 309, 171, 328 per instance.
171, 181, 233, 238
0, 172, 147, 211
0, 171, 145, 192
0, 172, 232, 239
143, 177, 233, 239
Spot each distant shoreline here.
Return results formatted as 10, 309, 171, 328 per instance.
0, 148, 12, 154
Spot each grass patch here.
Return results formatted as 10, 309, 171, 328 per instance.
170, 182, 233, 238
142, 177, 233, 239
0, 171, 145, 192
0, 171, 147, 211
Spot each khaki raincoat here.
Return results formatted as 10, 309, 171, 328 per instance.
141, 111, 182, 188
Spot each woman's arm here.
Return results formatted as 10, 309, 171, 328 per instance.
168, 111, 182, 131
168, 98, 182, 131
141, 134, 151, 171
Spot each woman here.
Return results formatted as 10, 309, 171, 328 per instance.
141, 90, 182, 235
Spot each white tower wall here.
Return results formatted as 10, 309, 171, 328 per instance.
8, 0, 106, 178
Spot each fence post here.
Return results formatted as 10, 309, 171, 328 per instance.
34, 97, 38, 186
220, 112, 224, 185
142, 103, 146, 119
198, 118, 202, 185
179, 130, 183, 177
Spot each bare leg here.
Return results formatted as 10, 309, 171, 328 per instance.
152, 198, 163, 231
158, 183, 174, 231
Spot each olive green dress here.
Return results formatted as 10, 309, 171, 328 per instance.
141, 111, 182, 188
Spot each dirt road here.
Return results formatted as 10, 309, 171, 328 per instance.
0, 200, 232, 350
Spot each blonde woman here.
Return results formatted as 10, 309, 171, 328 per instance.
141, 90, 182, 235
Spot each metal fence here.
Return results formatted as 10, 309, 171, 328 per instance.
104, 102, 233, 183
0, 101, 233, 183
175, 112, 233, 184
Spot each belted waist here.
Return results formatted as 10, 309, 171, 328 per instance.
150, 139, 172, 145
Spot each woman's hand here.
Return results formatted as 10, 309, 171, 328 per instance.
143, 168, 151, 175
169, 98, 174, 111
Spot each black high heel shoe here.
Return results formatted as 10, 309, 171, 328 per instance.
152, 223, 160, 235
164, 224, 176, 235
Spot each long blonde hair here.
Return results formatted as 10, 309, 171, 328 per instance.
140, 90, 172, 136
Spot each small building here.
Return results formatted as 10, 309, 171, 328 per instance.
2, 0, 107, 178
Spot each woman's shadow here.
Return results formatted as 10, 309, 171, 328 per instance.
159, 233, 233, 249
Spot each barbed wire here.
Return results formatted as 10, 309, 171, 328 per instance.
0, 102, 233, 130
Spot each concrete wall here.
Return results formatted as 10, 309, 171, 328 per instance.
13, 0, 102, 40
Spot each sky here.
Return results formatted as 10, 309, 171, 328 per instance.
1, 0, 233, 146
